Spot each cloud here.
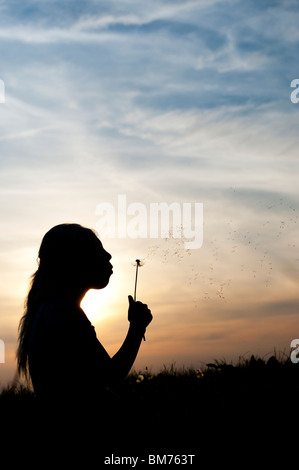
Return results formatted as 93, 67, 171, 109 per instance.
0, 25, 123, 44
260, 299, 299, 318
195, 42, 272, 73
57, 1, 230, 32
0, 0, 227, 44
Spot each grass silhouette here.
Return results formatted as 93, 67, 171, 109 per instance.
1, 353, 297, 464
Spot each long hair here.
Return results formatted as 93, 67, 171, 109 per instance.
17, 223, 98, 379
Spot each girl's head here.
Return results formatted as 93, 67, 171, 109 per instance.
37, 223, 113, 294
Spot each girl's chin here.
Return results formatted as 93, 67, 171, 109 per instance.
92, 275, 111, 289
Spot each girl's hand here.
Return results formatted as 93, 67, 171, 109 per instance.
128, 295, 153, 331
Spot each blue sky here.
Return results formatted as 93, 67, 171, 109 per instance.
1, 0, 299, 383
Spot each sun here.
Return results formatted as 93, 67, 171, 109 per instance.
81, 288, 110, 324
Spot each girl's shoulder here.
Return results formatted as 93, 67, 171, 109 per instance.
37, 299, 89, 328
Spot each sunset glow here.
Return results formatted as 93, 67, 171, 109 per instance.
1, 0, 299, 387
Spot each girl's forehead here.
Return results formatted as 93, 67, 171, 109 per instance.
93, 236, 104, 250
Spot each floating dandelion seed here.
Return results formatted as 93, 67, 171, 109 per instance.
133, 259, 146, 341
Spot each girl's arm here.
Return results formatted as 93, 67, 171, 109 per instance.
110, 296, 152, 379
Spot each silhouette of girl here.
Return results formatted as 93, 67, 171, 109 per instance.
17, 223, 152, 409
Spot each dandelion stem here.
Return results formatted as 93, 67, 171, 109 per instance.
133, 259, 145, 341
134, 260, 140, 302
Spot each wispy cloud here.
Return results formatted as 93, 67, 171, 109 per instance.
72, 0, 227, 31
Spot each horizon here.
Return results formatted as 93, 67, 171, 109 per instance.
1, 0, 299, 386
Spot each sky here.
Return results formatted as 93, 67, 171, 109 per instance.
1, 0, 299, 385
